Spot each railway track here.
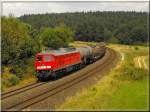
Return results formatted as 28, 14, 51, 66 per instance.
1, 82, 47, 99
2, 48, 118, 111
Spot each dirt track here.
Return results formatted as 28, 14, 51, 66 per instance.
2, 48, 120, 111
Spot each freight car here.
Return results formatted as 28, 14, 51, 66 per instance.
76, 46, 93, 64
92, 42, 106, 61
34, 42, 106, 80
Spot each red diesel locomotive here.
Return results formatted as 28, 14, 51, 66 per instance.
35, 43, 106, 80
35, 49, 81, 80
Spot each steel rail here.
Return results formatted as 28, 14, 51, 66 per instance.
1, 82, 47, 99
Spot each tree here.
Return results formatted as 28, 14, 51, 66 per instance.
2, 17, 38, 77
38, 25, 74, 49
131, 27, 148, 43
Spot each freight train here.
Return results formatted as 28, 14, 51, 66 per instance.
34, 42, 106, 80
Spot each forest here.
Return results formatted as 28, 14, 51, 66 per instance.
1, 11, 148, 87
20, 11, 148, 44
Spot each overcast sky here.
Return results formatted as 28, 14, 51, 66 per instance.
2, 2, 149, 17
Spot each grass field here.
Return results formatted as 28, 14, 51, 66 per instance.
58, 42, 149, 110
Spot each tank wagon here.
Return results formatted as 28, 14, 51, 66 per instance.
34, 42, 106, 80
76, 46, 93, 64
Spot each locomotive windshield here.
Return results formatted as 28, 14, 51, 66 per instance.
44, 56, 54, 62
37, 56, 42, 61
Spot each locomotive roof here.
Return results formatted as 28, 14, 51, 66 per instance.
38, 49, 79, 56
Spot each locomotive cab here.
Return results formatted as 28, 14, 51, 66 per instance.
35, 53, 55, 79
35, 54, 55, 70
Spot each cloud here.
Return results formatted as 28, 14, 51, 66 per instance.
2, 2, 149, 17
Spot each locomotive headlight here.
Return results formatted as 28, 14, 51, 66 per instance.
37, 66, 46, 69
37, 66, 41, 69
47, 66, 51, 68
37, 66, 51, 69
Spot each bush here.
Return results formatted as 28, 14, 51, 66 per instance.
134, 46, 139, 50
1, 72, 20, 89
10, 75, 20, 86
10, 64, 26, 79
